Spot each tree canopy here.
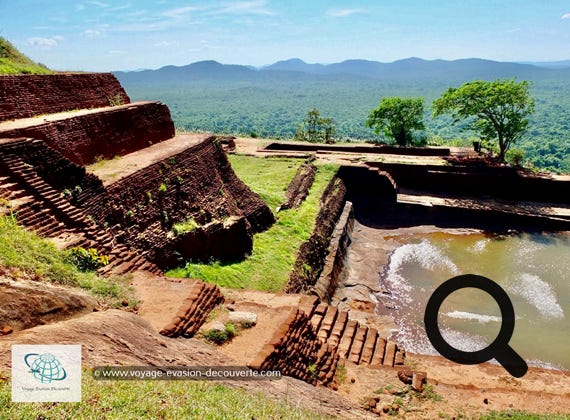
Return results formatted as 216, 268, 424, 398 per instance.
432, 79, 535, 162
294, 108, 336, 143
365, 97, 426, 146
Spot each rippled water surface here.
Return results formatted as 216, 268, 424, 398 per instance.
380, 232, 570, 370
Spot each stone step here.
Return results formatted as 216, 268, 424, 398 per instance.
317, 306, 338, 342
347, 326, 368, 363
383, 341, 397, 366
337, 319, 358, 359
327, 310, 348, 348
370, 337, 387, 366
359, 328, 378, 365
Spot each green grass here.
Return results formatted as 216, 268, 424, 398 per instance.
0, 211, 135, 308
0, 370, 329, 419
172, 217, 200, 236
166, 156, 339, 292
0, 37, 52, 75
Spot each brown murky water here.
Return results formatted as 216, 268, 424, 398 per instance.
345, 224, 570, 370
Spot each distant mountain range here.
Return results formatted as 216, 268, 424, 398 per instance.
114, 57, 570, 86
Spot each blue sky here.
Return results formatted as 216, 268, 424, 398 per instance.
1, 1, 570, 71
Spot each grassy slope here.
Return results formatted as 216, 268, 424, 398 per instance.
0, 37, 52, 75
166, 156, 339, 292
0, 373, 329, 419
0, 212, 134, 307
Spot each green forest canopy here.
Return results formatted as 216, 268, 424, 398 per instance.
124, 76, 570, 173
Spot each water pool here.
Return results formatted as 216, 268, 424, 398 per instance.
380, 232, 570, 370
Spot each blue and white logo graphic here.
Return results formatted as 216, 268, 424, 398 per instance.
24, 353, 67, 383
12, 345, 81, 402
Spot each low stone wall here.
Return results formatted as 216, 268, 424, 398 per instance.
285, 176, 347, 293
0, 102, 175, 165
264, 142, 450, 156
281, 162, 317, 209
160, 282, 225, 338
0, 73, 130, 122
248, 307, 339, 386
370, 162, 570, 204
311, 201, 354, 302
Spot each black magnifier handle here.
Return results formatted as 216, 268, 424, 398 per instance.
494, 345, 528, 378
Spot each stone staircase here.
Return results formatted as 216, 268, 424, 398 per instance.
300, 296, 405, 367
160, 282, 225, 338
0, 138, 160, 276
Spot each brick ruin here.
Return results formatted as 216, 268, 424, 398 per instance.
0, 73, 129, 122
0, 72, 407, 391
160, 282, 225, 338
0, 101, 174, 166
0, 73, 273, 273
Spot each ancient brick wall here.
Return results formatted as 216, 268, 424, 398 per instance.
0, 102, 175, 165
82, 138, 274, 268
281, 162, 317, 209
285, 176, 347, 293
312, 201, 354, 302
0, 73, 130, 122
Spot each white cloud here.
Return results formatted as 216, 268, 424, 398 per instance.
327, 8, 366, 18
86, 0, 109, 7
163, 6, 200, 19
562, 13, 570, 19
26, 36, 63, 48
213, 1, 274, 16
83, 29, 102, 38
153, 41, 177, 47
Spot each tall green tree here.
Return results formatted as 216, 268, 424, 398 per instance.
433, 79, 535, 162
366, 97, 426, 146
295, 108, 336, 143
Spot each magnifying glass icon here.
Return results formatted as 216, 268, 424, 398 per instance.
424, 274, 528, 378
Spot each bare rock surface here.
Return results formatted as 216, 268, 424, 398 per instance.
0, 277, 98, 332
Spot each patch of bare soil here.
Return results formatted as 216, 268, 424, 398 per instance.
131, 271, 203, 331
0, 276, 97, 332
212, 289, 302, 365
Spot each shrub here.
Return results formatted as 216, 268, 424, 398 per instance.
172, 218, 200, 236
204, 323, 236, 345
65, 247, 109, 272
507, 148, 525, 166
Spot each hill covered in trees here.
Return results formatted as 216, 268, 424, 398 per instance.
113, 58, 566, 174
0, 37, 51, 75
